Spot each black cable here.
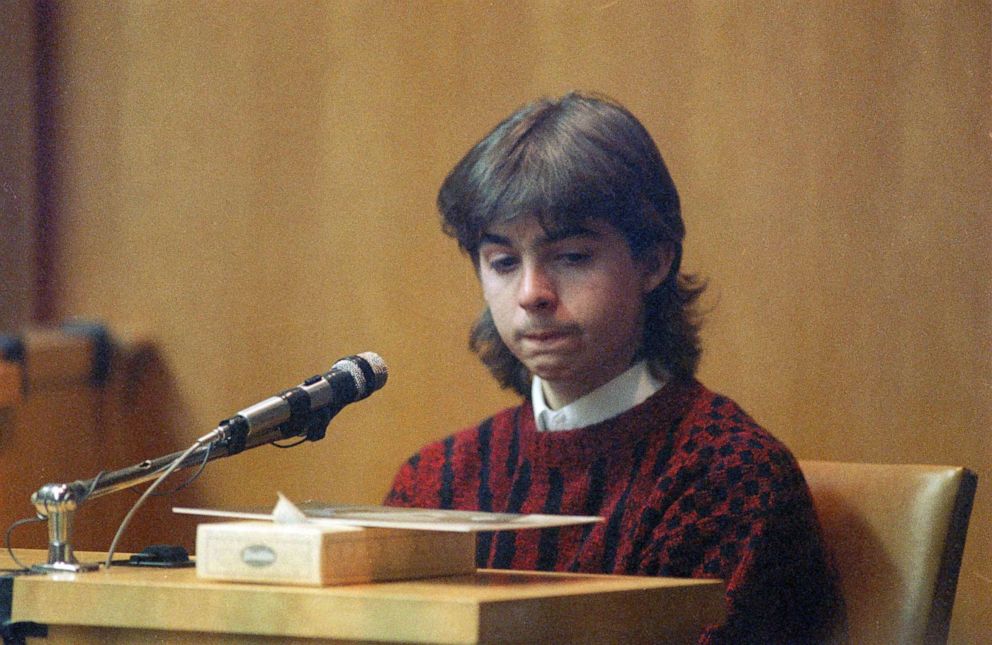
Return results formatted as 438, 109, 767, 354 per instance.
272, 437, 307, 448
5, 516, 46, 571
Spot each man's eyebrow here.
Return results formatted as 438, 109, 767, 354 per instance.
479, 225, 601, 248
480, 233, 512, 247
542, 225, 601, 244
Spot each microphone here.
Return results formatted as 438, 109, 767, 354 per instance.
207, 352, 388, 452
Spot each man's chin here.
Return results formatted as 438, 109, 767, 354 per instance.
525, 361, 581, 387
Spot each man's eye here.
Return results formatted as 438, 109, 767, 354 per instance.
488, 256, 518, 272
558, 252, 591, 265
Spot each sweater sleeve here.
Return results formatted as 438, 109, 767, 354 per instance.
636, 447, 845, 644
383, 452, 422, 507
384, 429, 467, 510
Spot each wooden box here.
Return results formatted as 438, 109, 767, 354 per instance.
195, 521, 476, 586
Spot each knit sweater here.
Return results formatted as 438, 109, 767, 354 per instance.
386, 379, 844, 644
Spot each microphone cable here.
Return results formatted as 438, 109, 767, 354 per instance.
4, 515, 46, 571
103, 431, 218, 568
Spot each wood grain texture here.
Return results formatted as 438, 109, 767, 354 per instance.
7, 550, 724, 644
0, 362, 21, 410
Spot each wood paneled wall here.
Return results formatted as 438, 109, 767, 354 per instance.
2, 2, 988, 641
0, 1, 37, 333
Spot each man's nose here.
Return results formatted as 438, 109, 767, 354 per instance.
518, 263, 557, 312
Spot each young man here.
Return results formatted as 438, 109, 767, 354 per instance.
386, 92, 844, 644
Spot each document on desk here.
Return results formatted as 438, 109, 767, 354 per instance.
174, 498, 602, 533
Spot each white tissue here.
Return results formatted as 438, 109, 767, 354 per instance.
272, 491, 309, 524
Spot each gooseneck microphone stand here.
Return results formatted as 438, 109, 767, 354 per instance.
28, 351, 388, 573
29, 404, 337, 573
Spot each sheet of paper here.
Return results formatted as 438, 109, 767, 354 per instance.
174, 499, 602, 533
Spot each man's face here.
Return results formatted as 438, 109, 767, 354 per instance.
477, 215, 668, 409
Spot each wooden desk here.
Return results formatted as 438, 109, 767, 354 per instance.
3, 550, 724, 644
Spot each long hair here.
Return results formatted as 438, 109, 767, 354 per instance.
438, 92, 705, 395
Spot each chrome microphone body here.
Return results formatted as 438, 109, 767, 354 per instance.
57, 352, 389, 504
207, 352, 388, 447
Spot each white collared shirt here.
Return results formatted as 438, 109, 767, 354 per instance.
531, 361, 667, 432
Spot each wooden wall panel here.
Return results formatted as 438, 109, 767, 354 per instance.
4, 1, 988, 640
0, 0, 37, 333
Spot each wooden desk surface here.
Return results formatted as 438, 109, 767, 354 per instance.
4, 550, 724, 644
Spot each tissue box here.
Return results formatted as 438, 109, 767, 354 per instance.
195, 521, 476, 586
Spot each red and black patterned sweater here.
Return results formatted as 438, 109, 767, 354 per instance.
385, 379, 845, 644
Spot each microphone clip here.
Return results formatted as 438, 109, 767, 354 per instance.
303, 406, 336, 442
217, 417, 249, 456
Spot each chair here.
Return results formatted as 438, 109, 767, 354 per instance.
799, 461, 977, 645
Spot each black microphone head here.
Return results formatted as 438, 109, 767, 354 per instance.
332, 352, 388, 400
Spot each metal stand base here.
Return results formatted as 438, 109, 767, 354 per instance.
29, 561, 100, 574
30, 483, 96, 574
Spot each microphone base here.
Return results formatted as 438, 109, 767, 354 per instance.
31, 561, 100, 574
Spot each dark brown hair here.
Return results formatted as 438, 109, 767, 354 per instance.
438, 92, 705, 395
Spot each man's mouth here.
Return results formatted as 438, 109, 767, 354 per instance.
518, 326, 579, 344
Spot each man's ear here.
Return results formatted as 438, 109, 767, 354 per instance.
641, 242, 675, 294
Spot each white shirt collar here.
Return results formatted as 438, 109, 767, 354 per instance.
531, 361, 667, 432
